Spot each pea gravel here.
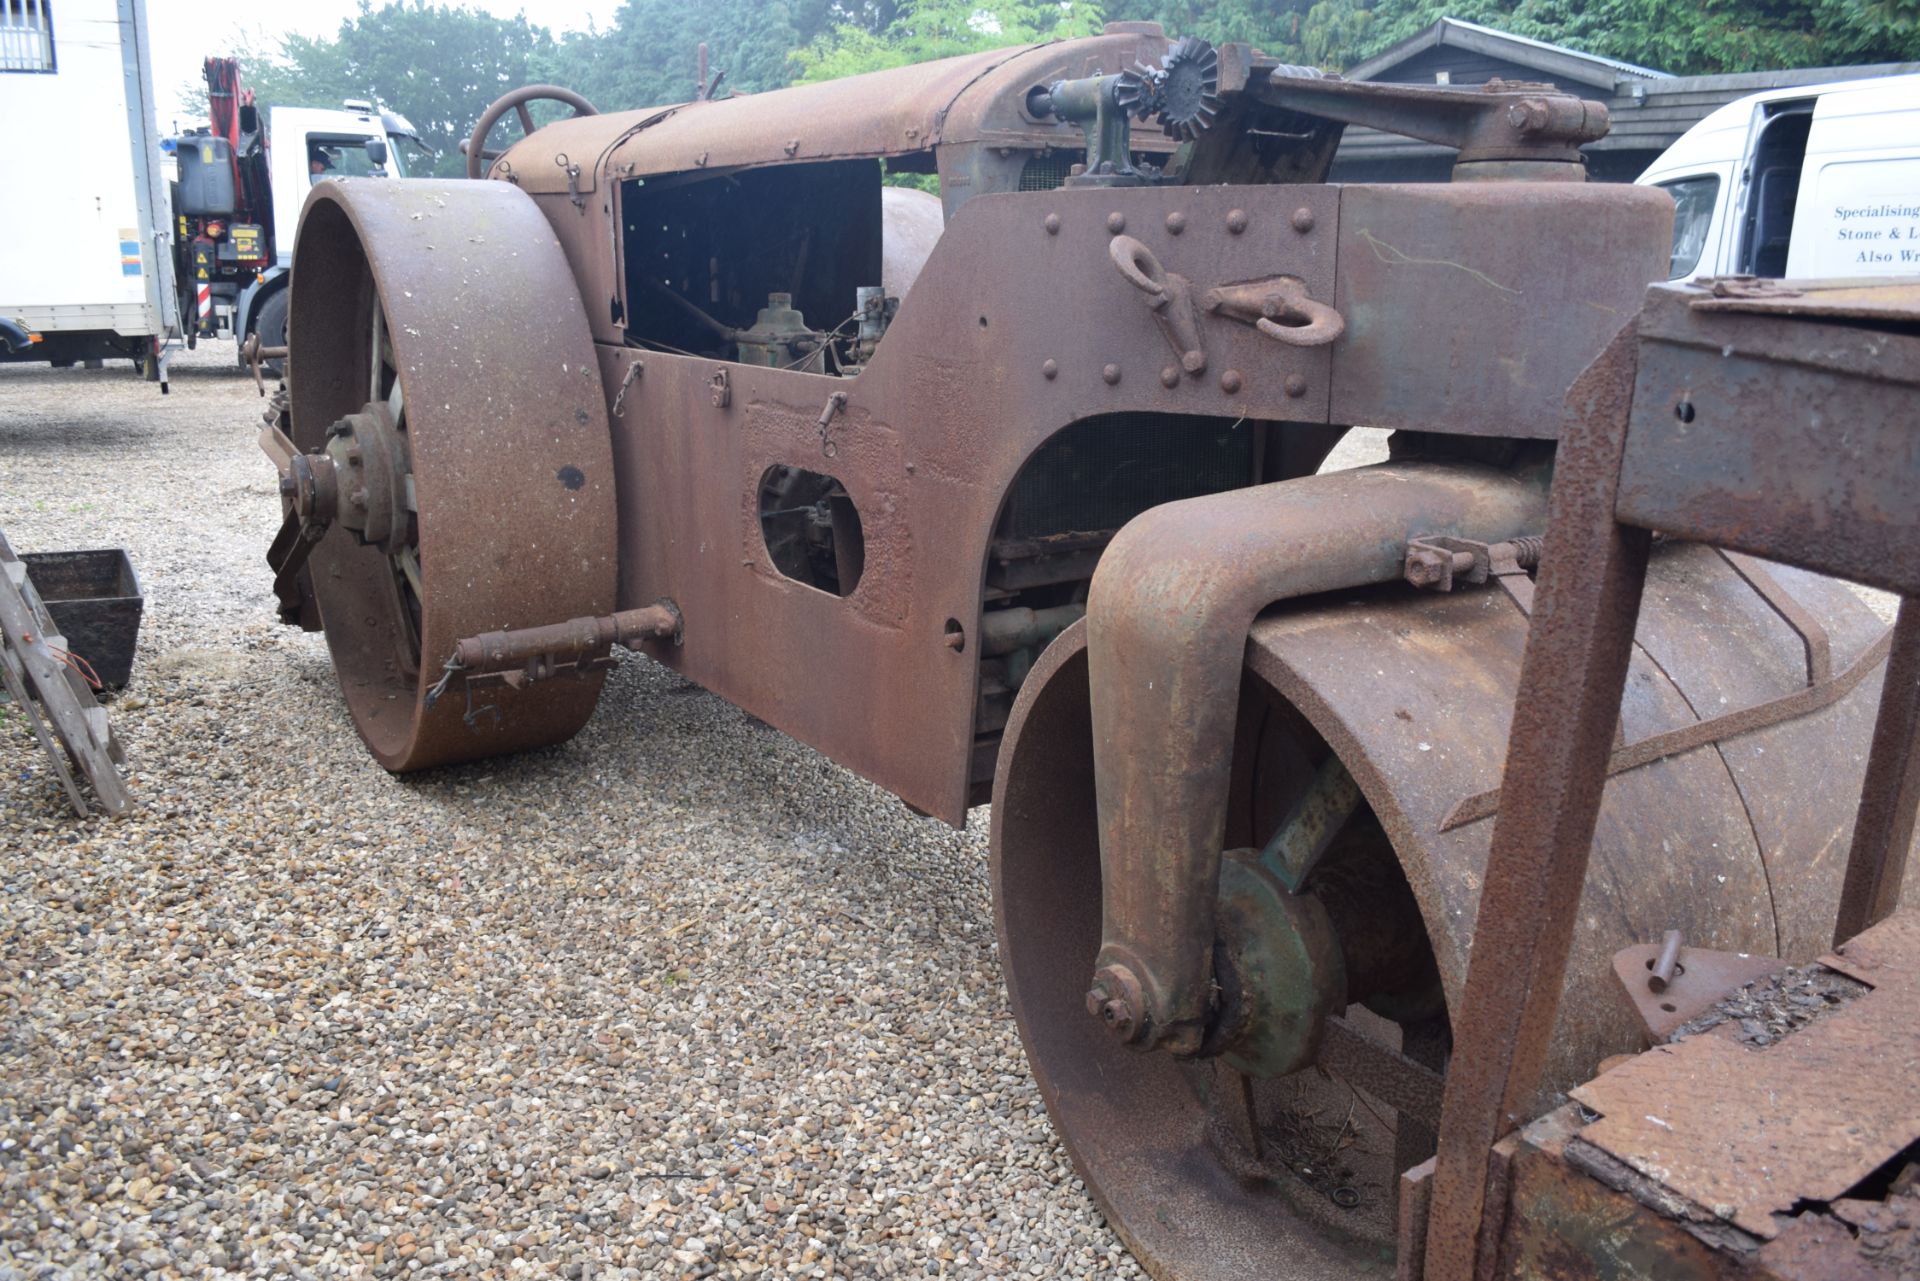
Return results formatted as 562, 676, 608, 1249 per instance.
0, 346, 1158, 1280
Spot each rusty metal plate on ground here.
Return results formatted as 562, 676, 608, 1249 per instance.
1571, 909, 1920, 1240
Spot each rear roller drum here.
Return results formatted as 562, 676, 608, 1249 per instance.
272, 179, 618, 771
991, 542, 1884, 1279
993, 628, 1442, 1280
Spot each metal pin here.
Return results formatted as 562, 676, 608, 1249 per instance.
1648, 929, 1683, 993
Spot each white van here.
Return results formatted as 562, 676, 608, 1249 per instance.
1637, 74, 1920, 280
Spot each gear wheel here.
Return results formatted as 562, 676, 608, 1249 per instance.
1113, 61, 1162, 118
1155, 36, 1221, 141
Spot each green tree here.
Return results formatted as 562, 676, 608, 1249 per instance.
1103, 0, 1316, 59
793, 0, 1105, 82
542, 0, 853, 111
203, 3, 563, 176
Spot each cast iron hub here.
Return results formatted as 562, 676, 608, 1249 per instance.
1085, 850, 1350, 1076
287, 403, 413, 556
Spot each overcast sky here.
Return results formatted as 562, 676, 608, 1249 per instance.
147, 0, 623, 129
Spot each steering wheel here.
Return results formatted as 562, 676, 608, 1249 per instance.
464, 85, 598, 179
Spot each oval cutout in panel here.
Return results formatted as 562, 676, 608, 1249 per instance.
757, 465, 865, 597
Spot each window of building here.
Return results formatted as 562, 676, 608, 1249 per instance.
1, 0, 54, 73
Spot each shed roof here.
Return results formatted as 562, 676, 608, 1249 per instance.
1347, 17, 1670, 89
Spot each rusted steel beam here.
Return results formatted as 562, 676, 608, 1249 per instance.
1835, 596, 1920, 946
1085, 461, 1551, 1056
1423, 327, 1653, 1281
1250, 74, 1608, 167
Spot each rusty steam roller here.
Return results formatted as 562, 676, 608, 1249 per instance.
260, 25, 1918, 1280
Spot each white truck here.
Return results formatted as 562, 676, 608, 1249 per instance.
1638, 73, 1920, 281
0, 0, 178, 379
171, 59, 425, 366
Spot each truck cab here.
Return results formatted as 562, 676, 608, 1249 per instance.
171, 97, 424, 360
1637, 73, 1920, 280
264, 103, 422, 264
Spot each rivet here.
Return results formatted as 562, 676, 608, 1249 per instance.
1106, 212, 1126, 234
1226, 208, 1248, 234
1219, 370, 1242, 394
1042, 359, 1059, 380
1284, 373, 1309, 398
1044, 212, 1061, 235
1160, 366, 1180, 388
1165, 211, 1186, 235
1103, 363, 1122, 385
1291, 207, 1315, 233
1182, 350, 1207, 375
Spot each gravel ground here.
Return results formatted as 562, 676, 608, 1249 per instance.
0, 344, 1164, 1279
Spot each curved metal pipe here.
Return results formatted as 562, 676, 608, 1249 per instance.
1086, 459, 1552, 1054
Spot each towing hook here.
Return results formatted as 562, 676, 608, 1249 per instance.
1203, 277, 1346, 348
1109, 235, 1207, 376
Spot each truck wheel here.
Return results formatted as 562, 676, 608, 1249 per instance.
252, 289, 289, 378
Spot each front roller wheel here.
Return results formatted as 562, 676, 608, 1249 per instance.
992, 624, 1423, 1280
282, 179, 618, 771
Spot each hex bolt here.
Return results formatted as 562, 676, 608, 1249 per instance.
1103, 363, 1122, 385
279, 475, 298, 497
1165, 211, 1186, 235
1160, 366, 1180, 388
1042, 359, 1059, 380
1226, 208, 1248, 234
1284, 373, 1309, 398
1085, 965, 1146, 1044
1219, 369, 1243, 394
1405, 546, 1452, 587
1106, 212, 1126, 234
1508, 99, 1549, 132
1291, 207, 1316, 234
1044, 212, 1061, 235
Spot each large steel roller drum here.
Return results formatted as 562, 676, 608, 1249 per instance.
992, 534, 1897, 1280
285, 179, 618, 770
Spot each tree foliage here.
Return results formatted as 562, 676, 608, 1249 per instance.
202, 0, 1920, 175
1338, 0, 1920, 74
793, 0, 1103, 82
541, 0, 844, 112
214, 4, 560, 176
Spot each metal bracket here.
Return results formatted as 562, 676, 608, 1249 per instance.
1609, 935, 1787, 1041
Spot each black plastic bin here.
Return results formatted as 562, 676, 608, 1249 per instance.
19, 549, 144, 689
